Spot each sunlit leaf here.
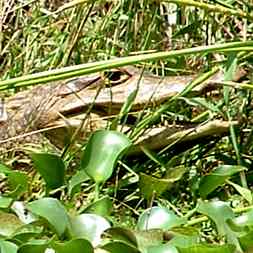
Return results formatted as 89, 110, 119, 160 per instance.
0, 240, 18, 253
0, 196, 13, 209
197, 200, 242, 249
81, 130, 131, 184
230, 209, 253, 230
69, 213, 111, 246
26, 198, 69, 237
196, 200, 235, 236
137, 206, 183, 230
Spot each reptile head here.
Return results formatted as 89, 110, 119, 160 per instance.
45, 66, 201, 126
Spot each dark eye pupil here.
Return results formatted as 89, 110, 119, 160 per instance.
104, 71, 122, 81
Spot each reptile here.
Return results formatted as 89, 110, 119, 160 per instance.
0, 66, 244, 155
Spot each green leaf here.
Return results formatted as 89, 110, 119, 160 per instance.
101, 241, 140, 253
137, 206, 183, 230
0, 196, 13, 209
81, 130, 131, 184
196, 200, 235, 236
178, 243, 235, 253
0, 164, 12, 174
238, 230, 253, 252
104, 227, 175, 253
0, 240, 18, 253
6, 171, 28, 198
26, 198, 70, 237
31, 153, 65, 191
52, 238, 93, 253
104, 227, 139, 248
199, 165, 246, 198
139, 167, 186, 201
139, 173, 172, 200
81, 196, 113, 216
147, 244, 178, 253
18, 239, 49, 253
69, 213, 111, 246
0, 164, 28, 199
166, 227, 199, 248
11, 224, 43, 243
68, 170, 89, 197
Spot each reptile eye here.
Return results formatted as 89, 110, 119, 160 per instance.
103, 69, 130, 85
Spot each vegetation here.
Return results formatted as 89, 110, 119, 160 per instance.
0, 0, 253, 252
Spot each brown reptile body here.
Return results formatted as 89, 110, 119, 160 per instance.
0, 66, 242, 154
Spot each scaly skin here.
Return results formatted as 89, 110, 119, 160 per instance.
0, 66, 242, 152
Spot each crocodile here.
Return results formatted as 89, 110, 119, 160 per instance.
0, 66, 243, 155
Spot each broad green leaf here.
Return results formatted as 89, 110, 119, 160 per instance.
31, 153, 65, 191
26, 198, 70, 237
196, 200, 235, 236
0, 196, 13, 209
69, 213, 111, 246
104, 228, 175, 253
68, 170, 89, 197
0, 240, 18, 253
81, 196, 113, 216
139, 166, 186, 201
101, 241, 140, 253
81, 130, 131, 184
52, 238, 93, 253
137, 207, 183, 230
169, 227, 199, 248
238, 230, 253, 252
104, 227, 138, 248
6, 171, 28, 198
178, 243, 235, 253
0, 164, 12, 174
18, 239, 49, 253
147, 244, 178, 253
0, 165, 28, 199
199, 165, 246, 198
139, 173, 173, 200
12, 224, 43, 243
